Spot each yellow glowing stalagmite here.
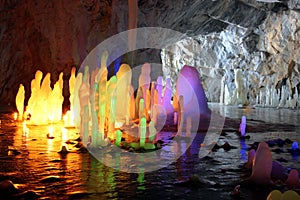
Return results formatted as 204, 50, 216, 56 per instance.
48, 73, 64, 122
68, 67, 76, 125
73, 73, 83, 128
116, 64, 132, 125
27, 70, 43, 120
32, 73, 51, 125
15, 84, 25, 120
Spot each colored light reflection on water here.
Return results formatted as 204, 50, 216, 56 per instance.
1, 103, 300, 199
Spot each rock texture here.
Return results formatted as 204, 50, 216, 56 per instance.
0, 0, 299, 109
162, 1, 300, 108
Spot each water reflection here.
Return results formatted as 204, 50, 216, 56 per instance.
1, 105, 300, 200
239, 139, 248, 162
209, 103, 300, 130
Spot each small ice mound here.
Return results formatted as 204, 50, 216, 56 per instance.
285, 169, 300, 188
267, 190, 300, 200
266, 190, 282, 200
271, 161, 287, 182
249, 142, 273, 185
281, 190, 300, 200
244, 149, 256, 169
175, 65, 210, 119
292, 141, 299, 150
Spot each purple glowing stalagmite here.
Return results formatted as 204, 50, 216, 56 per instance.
239, 116, 246, 137
175, 65, 210, 124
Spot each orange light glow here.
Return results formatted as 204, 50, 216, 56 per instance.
13, 112, 17, 120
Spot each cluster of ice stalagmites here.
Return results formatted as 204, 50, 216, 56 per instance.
15, 70, 65, 125
75, 57, 210, 148
15, 50, 210, 149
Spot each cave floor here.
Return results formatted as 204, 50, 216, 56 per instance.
0, 103, 300, 200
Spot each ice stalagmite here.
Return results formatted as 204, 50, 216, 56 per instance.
116, 64, 132, 125
15, 84, 25, 120
175, 65, 210, 121
249, 142, 273, 185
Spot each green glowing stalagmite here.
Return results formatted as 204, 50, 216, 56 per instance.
148, 121, 156, 143
139, 117, 146, 148
115, 130, 122, 147
139, 98, 145, 121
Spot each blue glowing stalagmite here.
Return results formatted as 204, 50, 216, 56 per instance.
292, 141, 299, 150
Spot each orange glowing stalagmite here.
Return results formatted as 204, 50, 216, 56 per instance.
27, 70, 43, 122
15, 84, 25, 120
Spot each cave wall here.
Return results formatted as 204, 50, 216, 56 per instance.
162, 2, 300, 108
0, 0, 299, 109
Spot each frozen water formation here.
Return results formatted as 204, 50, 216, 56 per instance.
15, 52, 212, 150
248, 142, 273, 185
267, 190, 300, 200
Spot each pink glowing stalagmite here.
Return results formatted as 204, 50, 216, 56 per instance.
249, 142, 273, 185
285, 169, 300, 188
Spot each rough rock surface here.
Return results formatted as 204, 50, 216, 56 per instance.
162, 2, 300, 108
0, 0, 299, 108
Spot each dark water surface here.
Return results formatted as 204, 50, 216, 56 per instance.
0, 104, 300, 200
